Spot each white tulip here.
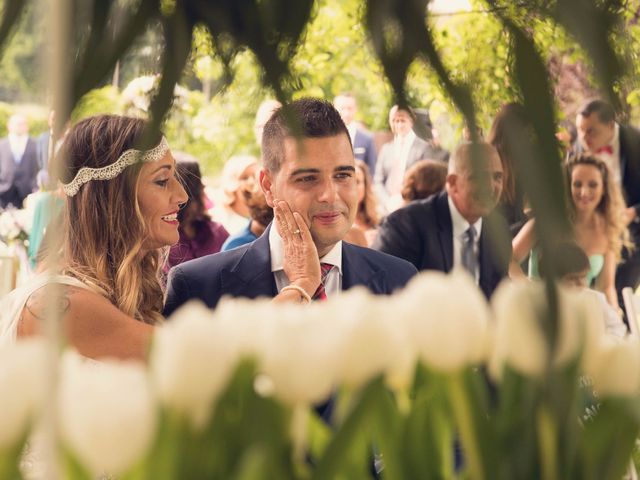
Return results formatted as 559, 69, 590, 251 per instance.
58, 351, 156, 476
490, 281, 607, 380
151, 301, 242, 429
0, 339, 47, 450
490, 280, 548, 379
327, 288, 409, 389
400, 269, 490, 373
259, 303, 341, 405
555, 288, 605, 371
588, 337, 640, 397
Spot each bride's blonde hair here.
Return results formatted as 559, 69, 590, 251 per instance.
52, 115, 164, 324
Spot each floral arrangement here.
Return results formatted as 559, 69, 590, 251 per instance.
1, 270, 639, 479
0, 209, 30, 247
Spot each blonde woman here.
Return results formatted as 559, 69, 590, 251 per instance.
511, 155, 631, 309
0, 115, 187, 360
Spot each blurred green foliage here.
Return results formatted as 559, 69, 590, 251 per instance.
0, 0, 637, 174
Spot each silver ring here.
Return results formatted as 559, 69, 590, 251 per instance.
292, 229, 301, 235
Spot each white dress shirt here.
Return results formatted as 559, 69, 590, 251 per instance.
269, 225, 343, 298
448, 195, 482, 283
8, 134, 28, 164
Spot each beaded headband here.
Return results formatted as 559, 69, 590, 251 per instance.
61, 136, 170, 197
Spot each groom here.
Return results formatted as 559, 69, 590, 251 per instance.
164, 98, 416, 316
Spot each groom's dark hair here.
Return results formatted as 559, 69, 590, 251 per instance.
261, 98, 351, 173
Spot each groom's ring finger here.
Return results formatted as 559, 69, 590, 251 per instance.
292, 229, 301, 235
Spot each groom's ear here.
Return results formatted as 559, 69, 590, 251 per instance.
259, 169, 275, 208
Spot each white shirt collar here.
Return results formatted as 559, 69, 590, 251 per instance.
448, 194, 482, 240
268, 224, 343, 274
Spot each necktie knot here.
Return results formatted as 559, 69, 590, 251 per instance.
465, 225, 476, 243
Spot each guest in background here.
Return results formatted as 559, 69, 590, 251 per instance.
210, 155, 259, 235
166, 157, 229, 272
374, 142, 510, 299
511, 155, 631, 311
222, 169, 274, 251
375, 105, 444, 212
0, 114, 39, 208
575, 99, 640, 304
334, 93, 377, 174
344, 160, 379, 247
27, 172, 64, 270
487, 103, 531, 234
401, 159, 447, 204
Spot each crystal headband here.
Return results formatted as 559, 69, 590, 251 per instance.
61, 136, 170, 197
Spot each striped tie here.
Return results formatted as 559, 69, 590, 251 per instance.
312, 263, 333, 301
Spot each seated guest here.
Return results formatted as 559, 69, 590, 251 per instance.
165, 158, 229, 272
574, 99, 640, 308
164, 98, 417, 316
537, 240, 627, 338
373, 142, 511, 299
401, 159, 447, 204
210, 155, 259, 235
221, 171, 273, 251
344, 160, 379, 247
511, 155, 631, 311
0, 115, 188, 360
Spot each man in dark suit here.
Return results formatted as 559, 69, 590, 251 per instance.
375, 105, 447, 212
575, 99, 640, 297
333, 93, 377, 174
0, 114, 39, 208
373, 142, 511, 299
165, 98, 417, 316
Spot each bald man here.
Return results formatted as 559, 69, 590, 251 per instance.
373, 142, 511, 298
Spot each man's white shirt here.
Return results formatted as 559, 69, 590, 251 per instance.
448, 195, 482, 283
269, 225, 342, 298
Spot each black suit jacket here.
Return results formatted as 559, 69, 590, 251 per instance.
164, 227, 417, 317
372, 191, 511, 298
619, 124, 640, 244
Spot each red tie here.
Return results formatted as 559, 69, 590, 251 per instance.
312, 263, 333, 301
596, 145, 613, 155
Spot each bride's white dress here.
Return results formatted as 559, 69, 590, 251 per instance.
0, 273, 90, 347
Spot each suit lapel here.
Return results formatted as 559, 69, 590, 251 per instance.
222, 226, 277, 297
342, 243, 386, 292
435, 193, 454, 272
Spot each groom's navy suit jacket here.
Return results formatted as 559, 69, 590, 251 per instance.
163, 226, 417, 317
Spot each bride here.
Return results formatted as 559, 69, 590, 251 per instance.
0, 115, 187, 360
